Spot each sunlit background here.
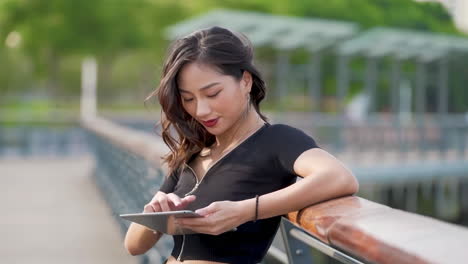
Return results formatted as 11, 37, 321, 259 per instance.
1, 1, 467, 263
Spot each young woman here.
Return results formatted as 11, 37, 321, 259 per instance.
124, 26, 359, 264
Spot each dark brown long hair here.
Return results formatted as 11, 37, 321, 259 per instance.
146, 26, 268, 175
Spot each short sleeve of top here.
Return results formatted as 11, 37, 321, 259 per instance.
268, 124, 320, 176
158, 168, 179, 193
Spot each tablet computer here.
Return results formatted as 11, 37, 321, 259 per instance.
120, 210, 201, 235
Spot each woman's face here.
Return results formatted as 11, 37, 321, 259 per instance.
177, 62, 252, 136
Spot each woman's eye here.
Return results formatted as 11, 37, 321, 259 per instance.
182, 98, 194, 102
207, 91, 221, 98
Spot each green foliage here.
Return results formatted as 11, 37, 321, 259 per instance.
1, 0, 145, 56
192, 0, 459, 34
0, 0, 188, 97
0, 0, 465, 112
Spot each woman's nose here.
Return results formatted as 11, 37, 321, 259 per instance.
195, 100, 211, 118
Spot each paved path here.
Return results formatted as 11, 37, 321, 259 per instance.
0, 156, 138, 264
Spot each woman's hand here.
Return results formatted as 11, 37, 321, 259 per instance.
125, 191, 196, 255
143, 192, 196, 213
176, 200, 254, 235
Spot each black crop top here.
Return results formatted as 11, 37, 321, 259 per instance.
158, 123, 319, 263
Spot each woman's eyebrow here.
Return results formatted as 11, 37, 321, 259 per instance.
179, 82, 220, 93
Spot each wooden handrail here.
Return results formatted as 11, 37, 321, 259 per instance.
288, 196, 468, 264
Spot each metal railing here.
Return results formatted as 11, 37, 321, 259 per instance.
0, 122, 88, 158
271, 113, 468, 165
107, 112, 468, 167
82, 117, 172, 264
280, 218, 363, 264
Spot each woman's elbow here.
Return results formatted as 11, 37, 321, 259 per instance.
334, 169, 359, 196
343, 171, 359, 195
124, 240, 146, 256
124, 223, 159, 256
124, 234, 151, 256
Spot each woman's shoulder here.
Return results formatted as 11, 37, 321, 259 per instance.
262, 122, 318, 147
265, 123, 308, 136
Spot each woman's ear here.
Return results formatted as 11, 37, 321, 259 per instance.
241, 70, 253, 94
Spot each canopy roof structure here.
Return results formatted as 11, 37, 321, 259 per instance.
337, 27, 468, 62
165, 10, 468, 115
165, 9, 358, 52
336, 27, 468, 115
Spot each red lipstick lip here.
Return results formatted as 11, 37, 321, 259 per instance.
202, 118, 218, 127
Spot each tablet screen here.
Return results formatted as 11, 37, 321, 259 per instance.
120, 210, 201, 234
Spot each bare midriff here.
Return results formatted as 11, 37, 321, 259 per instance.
166, 256, 227, 264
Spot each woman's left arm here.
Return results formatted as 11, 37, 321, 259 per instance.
176, 148, 359, 235
240, 148, 359, 221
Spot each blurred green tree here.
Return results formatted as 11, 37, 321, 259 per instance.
0, 0, 465, 111
193, 0, 459, 34
0, 0, 186, 98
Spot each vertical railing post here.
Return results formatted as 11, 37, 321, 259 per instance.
337, 55, 350, 114
364, 56, 377, 114
275, 50, 290, 112
415, 60, 427, 157
280, 218, 315, 264
437, 57, 449, 115
336, 55, 351, 153
280, 217, 364, 264
390, 58, 401, 114
308, 51, 322, 112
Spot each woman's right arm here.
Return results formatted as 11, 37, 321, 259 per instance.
124, 222, 162, 256
124, 192, 196, 255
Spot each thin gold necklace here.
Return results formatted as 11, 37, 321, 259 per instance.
199, 118, 265, 158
